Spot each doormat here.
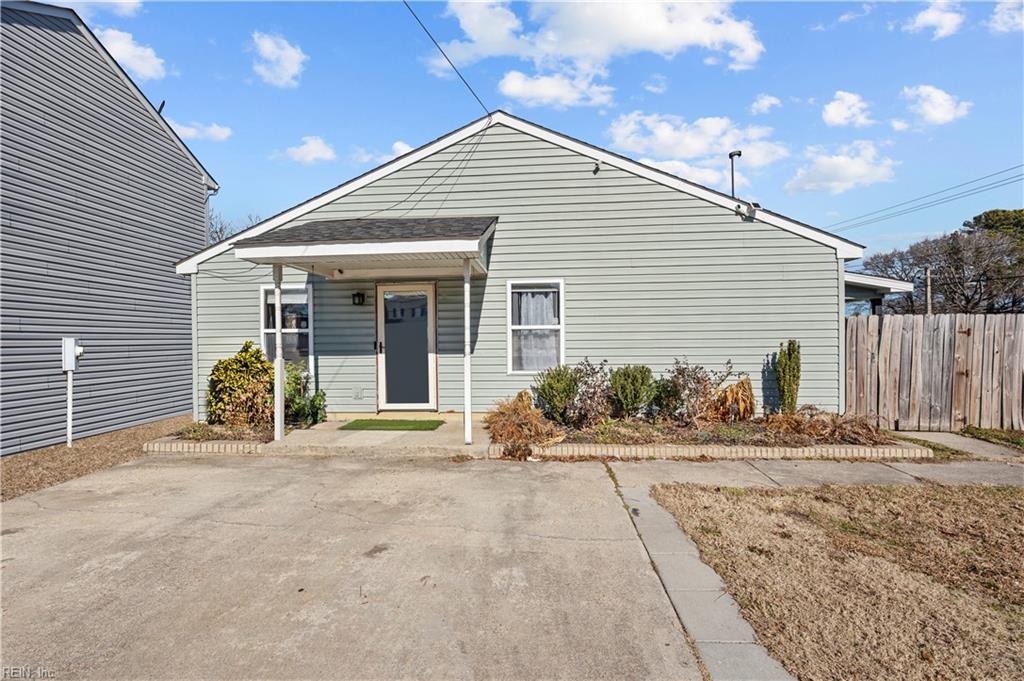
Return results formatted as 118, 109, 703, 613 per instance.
340, 419, 445, 431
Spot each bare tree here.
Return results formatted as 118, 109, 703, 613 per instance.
207, 211, 262, 245
863, 227, 1023, 313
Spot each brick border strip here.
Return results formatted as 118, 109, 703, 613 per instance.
144, 437, 263, 456
486, 442, 932, 460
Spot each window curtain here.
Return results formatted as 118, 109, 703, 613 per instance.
513, 290, 558, 325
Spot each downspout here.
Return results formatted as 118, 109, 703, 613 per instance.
191, 272, 199, 421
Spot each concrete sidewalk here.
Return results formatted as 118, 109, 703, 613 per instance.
611, 458, 1024, 490
901, 431, 1023, 459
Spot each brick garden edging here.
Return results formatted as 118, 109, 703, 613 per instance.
144, 437, 264, 456
486, 442, 932, 460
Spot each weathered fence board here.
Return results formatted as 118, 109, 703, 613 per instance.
846, 314, 1024, 431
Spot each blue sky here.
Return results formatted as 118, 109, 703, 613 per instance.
72, 1, 1023, 259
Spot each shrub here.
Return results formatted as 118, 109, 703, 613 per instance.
610, 365, 657, 417
207, 341, 273, 427
654, 359, 715, 425
567, 358, 612, 428
533, 365, 578, 425
285, 362, 327, 426
485, 390, 563, 459
776, 340, 801, 415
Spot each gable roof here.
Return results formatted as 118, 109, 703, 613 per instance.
176, 110, 862, 274
4, 1, 218, 190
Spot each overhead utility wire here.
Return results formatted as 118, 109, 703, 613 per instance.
827, 163, 1024, 230
402, 1, 490, 117
833, 175, 1023, 233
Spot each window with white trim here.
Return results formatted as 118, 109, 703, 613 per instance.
508, 280, 564, 373
260, 286, 312, 364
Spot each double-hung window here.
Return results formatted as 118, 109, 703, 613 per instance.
507, 280, 564, 373
260, 285, 313, 364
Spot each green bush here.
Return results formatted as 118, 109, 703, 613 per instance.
533, 364, 578, 425
776, 340, 801, 415
207, 341, 273, 427
610, 365, 657, 417
285, 362, 327, 426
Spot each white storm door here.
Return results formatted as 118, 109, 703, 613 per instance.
376, 284, 437, 410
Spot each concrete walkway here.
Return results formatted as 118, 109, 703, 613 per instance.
902, 431, 1023, 459
611, 458, 1024, 490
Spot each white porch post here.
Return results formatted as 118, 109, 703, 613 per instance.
463, 258, 472, 445
273, 264, 285, 441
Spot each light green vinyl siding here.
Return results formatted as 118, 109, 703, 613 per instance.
194, 124, 841, 415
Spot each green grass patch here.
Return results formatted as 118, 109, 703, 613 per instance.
962, 426, 1024, 452
340, 419, 444, 431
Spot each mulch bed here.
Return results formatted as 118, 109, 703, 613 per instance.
653, 483, 1024, 681
1, 415, 191, 501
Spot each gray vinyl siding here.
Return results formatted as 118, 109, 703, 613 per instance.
194, 123, 841, 415
0, 8, 209, 455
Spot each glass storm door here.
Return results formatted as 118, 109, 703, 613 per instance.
376, 284, 437, 410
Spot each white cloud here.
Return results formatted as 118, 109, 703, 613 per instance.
285, 136, 336, 164
499, 69, 612, 108
839, 3, 874, 23
902, 1, 964, 40
785, 141, 897, 194
643, 74, 668, 95
167, 119, 232, 142
351, 140, 414, 165
989, 0, 1024, 33
607, 111, 789, 192
251, 32, 307, 88
822, 91, 875, 127
643, 158, 749, 191
95, 28, 164, 80
750, 94, 782, 115
890, 118, 910, 131
901, 84, 972, 124
436, 2, 764, 107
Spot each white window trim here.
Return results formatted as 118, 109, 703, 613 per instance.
506, 278, 566, 375
258, 283, 315, 377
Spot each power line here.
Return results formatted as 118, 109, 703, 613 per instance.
827, 163, 1023, 229
833, 175, 1023, 233
402, 1, 490, 117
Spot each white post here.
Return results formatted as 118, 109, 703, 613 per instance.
273, 264, 285, 441
463, 258, 472, 445
66, 371, 73, 447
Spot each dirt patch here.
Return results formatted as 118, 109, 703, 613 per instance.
651, 483, 1024, 681
1, 415, 190, 501
177, 421, 271, 442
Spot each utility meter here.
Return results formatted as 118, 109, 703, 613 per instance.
62, 337, 85, 372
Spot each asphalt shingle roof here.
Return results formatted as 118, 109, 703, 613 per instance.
234, 216, 498, 247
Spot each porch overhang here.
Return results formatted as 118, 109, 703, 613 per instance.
844, 271, 914, 301
232, 216, 496, 279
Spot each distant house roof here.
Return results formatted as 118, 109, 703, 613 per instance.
4, 1, 218, 190
845, 272, 915, 300
176, 110, 864, 274
234, 217, 498, 247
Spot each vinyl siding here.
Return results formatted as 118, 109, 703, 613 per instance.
194, 124, 841, 415
0, 8, 209, 455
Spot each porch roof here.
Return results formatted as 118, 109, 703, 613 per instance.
232, 216, 497, 279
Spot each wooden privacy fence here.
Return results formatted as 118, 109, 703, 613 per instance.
846, 314, 1024, 431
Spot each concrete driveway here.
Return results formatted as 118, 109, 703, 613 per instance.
1, 455, 700, 680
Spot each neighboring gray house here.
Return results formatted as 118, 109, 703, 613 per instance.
1, 2, 217, 455
178, 111, 900, 444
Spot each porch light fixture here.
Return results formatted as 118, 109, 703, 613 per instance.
352, 291, 366, 306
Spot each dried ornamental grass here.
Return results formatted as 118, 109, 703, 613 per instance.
715, 377, 755, 421
765, 406, 891, 445
484, 390, 563, 459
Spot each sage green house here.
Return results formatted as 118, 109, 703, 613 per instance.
177, 111, 872, 444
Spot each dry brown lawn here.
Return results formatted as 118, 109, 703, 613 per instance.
1, 415, 190, 501
652, 483, 1024, 681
